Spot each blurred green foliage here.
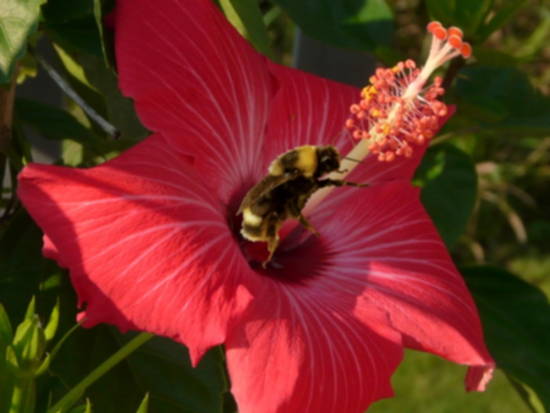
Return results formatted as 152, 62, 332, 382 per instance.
0, 0, 549, 412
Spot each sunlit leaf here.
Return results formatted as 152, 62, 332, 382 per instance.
135, 393, 149, 413
0, 0, 44, 83
506, 375, 545, 413
16, 51, 37, 84
67, 399, 93, 413
24, 295, 36, 321
0, 303, 13, 345
219, 0, 274, 59
369, 352, 530, 413
44, 299, 60, 343
92, 0, 112, 67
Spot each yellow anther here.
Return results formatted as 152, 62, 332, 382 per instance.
370, 108, 382, 118
361, 85, 378, 99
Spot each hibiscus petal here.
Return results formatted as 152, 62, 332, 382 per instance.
114, 0, 273, 203
18, 134, 252, 363
263, 62, 357, 161
226, 276, 403, 413
264, 63, 454, 183
310, 181, 494, 389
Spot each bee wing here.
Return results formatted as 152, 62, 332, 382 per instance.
237, 172, 296, 214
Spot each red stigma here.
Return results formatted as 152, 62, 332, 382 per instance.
427, 21, 472, 59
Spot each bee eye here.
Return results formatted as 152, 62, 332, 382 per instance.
320, 156, 330, 163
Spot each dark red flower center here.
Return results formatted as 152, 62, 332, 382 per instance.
226, 183, 328, 284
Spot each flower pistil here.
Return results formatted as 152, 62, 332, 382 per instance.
344, 21, 472, 163
304, 21, 471, 214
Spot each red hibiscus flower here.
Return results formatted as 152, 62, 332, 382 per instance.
18, 1, 494, 412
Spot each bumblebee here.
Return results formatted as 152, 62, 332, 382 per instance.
238, 145, 366, 267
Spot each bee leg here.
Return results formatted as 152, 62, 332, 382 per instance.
288, 201, 320, 236
297, 213, 320, 237
319, 178, 368, 188
263, 237, 280, 268
262, 213, 280, 268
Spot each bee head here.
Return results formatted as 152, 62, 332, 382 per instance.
316, 146, 340, 176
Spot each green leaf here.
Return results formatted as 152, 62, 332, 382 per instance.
462, 266, 550, 411
53, 44, 96, 90
506, 374, 545, 413
0, 349, 15, 413
44, 18, 103, 57
455, 65, 550, 136
47, 332, 153, 413
272, 0, 394, 54
41, 0, 94, 22
0, 303, 13, 345
414, 144, 477, 247
219, 0, 273, 59
0, 304, 14, 411
53, 46, 147, 142
514, 11, 550, 60
67, 399, 93, 413
93, 0, 111, 67
0, 212, 81, 411
119, 335, 227, 413
61, 139, 84, 166
15, 98, 96, 143
34, 351, 51, 376
8, 376, 36, 413
425, 0, 493, 36
24, 296, 36, 321
0, 0, 43, 83
369, 351, 531, 413
135, 394, 149, 413
0, 210, 63, 324
477, 0, 528, 41
12, 316, 46, 371
44, 299, 60, 343
49, 328, 226, 413
5, 343, 20, 370
41, 0, 103, 56
16, 51, 37, 84
47, 326, 141, 413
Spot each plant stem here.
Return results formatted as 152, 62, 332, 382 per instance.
8, 378, 35, 413
0, 73, 17, 222
34, 54, 119, 139
48, 322, 82, 362
442, 58, 465, 90
0, 74, 16, 155
47, 332, 154, 413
